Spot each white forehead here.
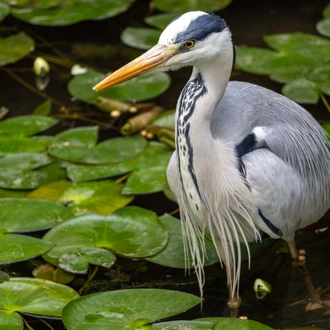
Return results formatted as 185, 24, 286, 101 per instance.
158, 11, 207, 44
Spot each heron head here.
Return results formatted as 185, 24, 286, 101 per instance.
93, 11, 231, 91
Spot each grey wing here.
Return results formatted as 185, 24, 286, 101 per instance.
211, 81, 330, 238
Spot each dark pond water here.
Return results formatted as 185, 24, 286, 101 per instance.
1, 0, 330, 329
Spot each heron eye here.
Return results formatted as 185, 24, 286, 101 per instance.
184, 40, 195, 49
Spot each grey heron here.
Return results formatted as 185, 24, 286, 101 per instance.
94, 11, 330, 313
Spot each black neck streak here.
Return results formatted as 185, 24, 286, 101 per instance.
176, 73, 207, 200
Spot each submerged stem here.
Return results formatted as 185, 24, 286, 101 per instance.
320, 93, 330, 113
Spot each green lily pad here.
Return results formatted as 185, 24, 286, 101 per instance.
11, 0, 134, 26
0, 135, 52, 155
0, 277, 79, 317
32, 100, 51, 116
48, 126, 147, 164
32, 263, 75, 284
153, 0, 232, 12
0, 3, 10, 23
67, 142, 173, 184
145, 13, 179, 30
147, 214, 219, 268
282, 78, 319, 104
0, 310, 23, 330
152, 320, 214, 329
0, 198, 73, 232
68, 68, 171, 103
306, 63, 330, 82
42, 206, 168, 265
197, 317, 273, 329
121, 27, 161, 50
264, 33, 330, 52
0, 153, 54, 189
0, 271, 10, 283
123, 167, 168, 195
0, 188, 28, 198
0, 32, 34, 66
61, 180, 133, 216
0, 115, 58, 136
59, 247, 116, 273
323, 124, 330, 139
62, 289, 200, 330
29, 179, 133, 216
149, 109, 176, 129
0, 233, 53, 264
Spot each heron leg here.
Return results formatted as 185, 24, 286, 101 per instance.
286, 238, 323, 311
226, 266, 241, 317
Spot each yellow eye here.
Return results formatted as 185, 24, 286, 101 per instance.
184, 40, 195, 49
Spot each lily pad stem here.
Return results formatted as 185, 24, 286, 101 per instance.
22, 317, 35, 330
79, 265, 99, 295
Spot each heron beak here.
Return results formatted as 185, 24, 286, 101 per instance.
93, 44, 178, 91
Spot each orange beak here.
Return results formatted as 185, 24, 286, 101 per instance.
93, 44, 178, 91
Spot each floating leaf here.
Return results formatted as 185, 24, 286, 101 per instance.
0, 135, 52, 155
0, 115, 58, 136
43, 206, 168, 265
152, 320, 214, 329
68, 68, 171, 103
0, 233, 53, 264
147, 214, 219, 268
0, 3, 10, 23
282, 78, 319, 104
197, 317, 274, 329
11, 0, 134, 26
264, 33, 330, 52
48, 126, 147, 164
0, 277, 79, 317
59, 180, 133, 216
32, 100, 51, 116
62, 289, 200, 330
306, 63, 330, 83
0, 153, 54, 189
123, 167, 168, 195
149, 109, 176, 129
67, 142, 173, 183
145, 13, 179, 30
0, 32, 34, 66
32, 263, 75, 284
0, 310, 23, 330
0, 198, 73, 232
27, 180, 73, 201
121, 27, 160, 50
59, 247, 116, 273
153, 0, 232, 12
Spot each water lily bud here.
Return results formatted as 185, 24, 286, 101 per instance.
33, 57, 50, 77
254, 278, 272, 299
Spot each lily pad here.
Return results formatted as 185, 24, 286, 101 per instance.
282, 78, 319, 104
153, 0, 232, 12
0, 310, 23, 330
147, 214, 219, 268
68, 68, 171, 103
67, 142, 173, 184
11, 0, 134, 26
32, 100, 51, 116
0, 115, 58, 136
0, 3, 10, 23
28, 179, 133, 216
32, 263, 75, 284
0, 32, 34, 66
48, 126, 147, 164
0, 153, 54, 189
59, 247, 116, 273
0, 135, 52, 155
0, 277, 79, 317
197, 317, 273, 329
42, 206, 168, 265
0, 198, 73, 232
0, 233, 53, 264
152, 320, 215, 329
62, 289, 200, 330
121, 27, 161, 50
145, 13, 179, 30
317, 18, 330, 38
149, 109, 176, 129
